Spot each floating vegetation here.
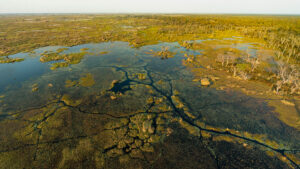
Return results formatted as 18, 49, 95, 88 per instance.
146, 46, 176, 60
80, 48, 89, 52
61, 94, 82, 106
50, 62, 69, 70
0, 57, 24, 64
99, 51, 109, 55
137, 73, 146, 80
31, 83, 39, 92
65, 73, 95, 88
56, 48, 68, 53
79, 73, 95, 87
40, 50, 87, 70
65, 79, 78, 88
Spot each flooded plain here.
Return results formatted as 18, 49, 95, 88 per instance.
0, 40, 299, 169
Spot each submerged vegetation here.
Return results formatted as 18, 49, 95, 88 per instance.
79, 73, 95, 87
65, 73, 95, 88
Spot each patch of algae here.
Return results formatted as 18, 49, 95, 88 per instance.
61, 94, 82, 107
79, 73, 95, 87
65, 80, 78, 88
65, 73, 95, 88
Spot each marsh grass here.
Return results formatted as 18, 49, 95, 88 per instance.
0, 15, 299, 63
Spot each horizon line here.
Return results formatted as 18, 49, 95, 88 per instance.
0, 12, 300, 16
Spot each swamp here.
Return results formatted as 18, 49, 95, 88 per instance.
0, 14, 299, 169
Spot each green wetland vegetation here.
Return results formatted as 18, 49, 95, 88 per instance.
0, 14, 299, 169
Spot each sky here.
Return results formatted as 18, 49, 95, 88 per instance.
0, 0, 299, 14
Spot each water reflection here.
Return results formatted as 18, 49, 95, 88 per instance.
0, 41, 299, 168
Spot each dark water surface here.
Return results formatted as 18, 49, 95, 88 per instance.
0, 41, 299, 169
